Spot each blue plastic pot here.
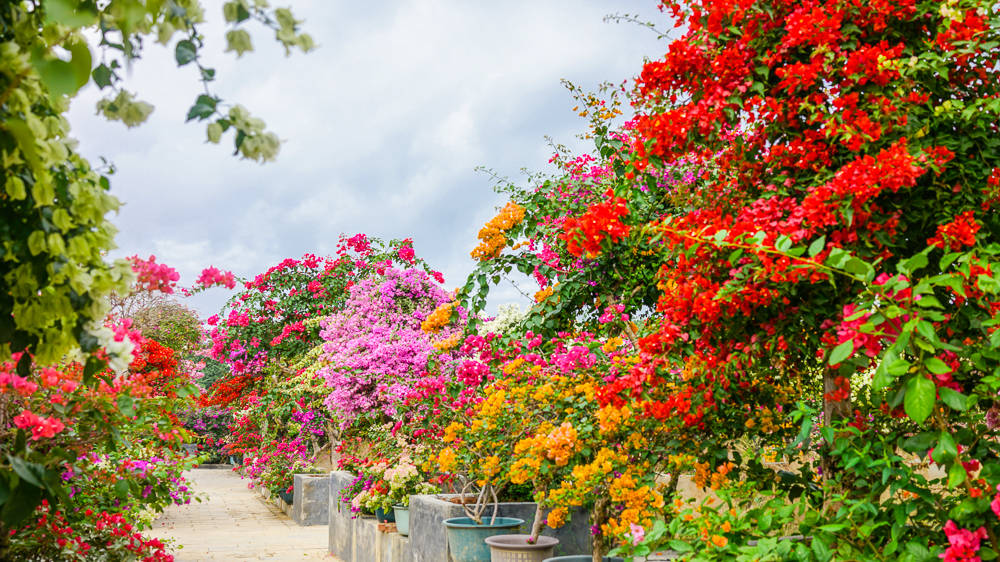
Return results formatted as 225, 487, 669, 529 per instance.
442, 516, 525, 562
375, 506, 396, 523
393, 505, 409, 535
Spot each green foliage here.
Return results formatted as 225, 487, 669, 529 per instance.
0, 0, 312, 364
129, 299, 202, 355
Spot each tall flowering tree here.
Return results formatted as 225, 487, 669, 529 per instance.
597, 0, 1000, 558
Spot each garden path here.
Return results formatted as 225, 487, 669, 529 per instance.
146, 467, 339, 561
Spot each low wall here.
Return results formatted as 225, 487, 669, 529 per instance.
329, 471, 593, 562
329, 471, 412, 562
258, 485, 292, 516
293, 473, 330, 525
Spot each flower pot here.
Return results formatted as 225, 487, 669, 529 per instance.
542, 554, 625, 562
393, 504, 409, 535
375, 506, 396, 523
485, 534, 558, 562
277, 489, 294, 504
443, 517, 525, 562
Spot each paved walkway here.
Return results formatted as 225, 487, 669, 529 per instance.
146, 468, 338, 561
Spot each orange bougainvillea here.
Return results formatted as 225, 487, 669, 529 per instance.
470, 202, 526, 261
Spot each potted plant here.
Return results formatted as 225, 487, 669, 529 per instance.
339, 461, 389, 519
439, 333, 666, 562
441, 479, 526, 562
383, 459, 438, 535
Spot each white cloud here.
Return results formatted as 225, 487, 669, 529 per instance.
66, 0, 667, 317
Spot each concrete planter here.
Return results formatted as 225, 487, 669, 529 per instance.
292, 473, 330, 526
409, 494, 592, 562
329, 471, 412, 562
327, 471, 594, 562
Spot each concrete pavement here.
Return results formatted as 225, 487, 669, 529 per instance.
146, 468, 339, 561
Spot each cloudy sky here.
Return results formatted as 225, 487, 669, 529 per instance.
67, 0, 669, 318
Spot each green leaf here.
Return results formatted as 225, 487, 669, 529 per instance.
826, 247, 850, 268
904, 375, 935, 425
31, 50, 79, 98
933, 431, 957, 464
940, 252, 962, 270
948, 462, 967, 488
844, 257, 875, 281
117, 395, 136, 418
939, 387, 969, 411
66, 39, 92, 89
759, 510, 773, 532
92, 63, 114, 88
812, 535, 833, 561
114, 479, 130, 500
27, 230, 47, 255
901, 252, 928, 275
186, 94, 218, 121
1, 479, 41, 527
808, 235, 826, 257
8, 456, 45, 489
175, 39, 198, 66
4, 119, 40, 166
43, 0, 99, 27
924, 357, 951, 375
902, 431, 936, 453
828, 339, 854, 366
668, 540, 693, 553
916, 320, 937, 343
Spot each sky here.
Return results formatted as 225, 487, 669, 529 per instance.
66, 0, 670, 319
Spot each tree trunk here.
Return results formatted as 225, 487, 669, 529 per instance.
591, 496, 609, 562
529, 502, 545, 542
821, 367, 851, 519
821, 367, 851, 480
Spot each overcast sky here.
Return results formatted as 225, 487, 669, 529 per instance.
67, 0, 668, 318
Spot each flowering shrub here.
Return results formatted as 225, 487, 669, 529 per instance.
9, 502, 173, 561
426, 332, 665, 552
181, 407, 233, 463
342, 460, 438, 514
242, 436, 324, 495
206, 235, 439, 380
576, 0, 1000, 558
318, 267, 464, 425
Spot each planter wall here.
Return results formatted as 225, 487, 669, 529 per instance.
259, 484, 293, 516
329, 471, 412, 562
409, 494, 592, 562
292, 473, 330, 526
328, 472, 593, 562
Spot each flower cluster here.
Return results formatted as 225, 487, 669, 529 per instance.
560, 189, 630, 258
470, 201, 526, 261
128, 255, 180, 294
